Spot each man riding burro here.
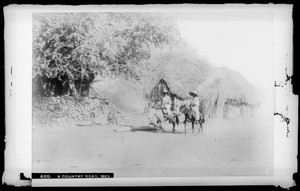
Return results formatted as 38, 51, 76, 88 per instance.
147, 90, 179, 132
188, 91, 200, 125
178, 91, 205, 133
161, 91, 179, 125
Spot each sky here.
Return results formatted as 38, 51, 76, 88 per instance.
169, 12, 274, 91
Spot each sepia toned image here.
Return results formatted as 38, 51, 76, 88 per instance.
31, 11, 275, 179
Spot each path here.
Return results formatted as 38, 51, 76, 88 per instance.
33, 115, 273, 177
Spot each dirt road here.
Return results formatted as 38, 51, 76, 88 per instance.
33, 112, 273, 177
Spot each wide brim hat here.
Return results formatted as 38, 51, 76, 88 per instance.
189, 91, 198, 97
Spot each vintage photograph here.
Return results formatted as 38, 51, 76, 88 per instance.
32, 11, 274, 177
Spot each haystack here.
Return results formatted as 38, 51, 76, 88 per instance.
196, 67, 262, 119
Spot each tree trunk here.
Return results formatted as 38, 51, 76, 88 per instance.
79, 64, 83, 96
66, 70, 79, 97
69, 80, 79, 97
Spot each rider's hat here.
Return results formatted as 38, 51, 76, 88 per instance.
189, 91, 198, 97
162, 90, 168, 94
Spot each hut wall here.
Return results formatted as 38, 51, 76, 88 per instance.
148, 79, 184, 111
203, 97, 254, 119
149, 79, 170, 103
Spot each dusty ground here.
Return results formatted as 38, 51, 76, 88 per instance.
33, 106, 274, 178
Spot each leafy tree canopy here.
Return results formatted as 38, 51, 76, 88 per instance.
33, 12, 181, 97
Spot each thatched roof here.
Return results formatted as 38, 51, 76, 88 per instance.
147, 76, 195, 99
197, 67, 260, 104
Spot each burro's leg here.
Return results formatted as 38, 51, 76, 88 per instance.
192, 120, 194, 133
156, 116, 164, 132
172, 122, 175, 132
201, 122, 203, 132
197, 121, 203, 133
184, 114, 187, 133
158, 121, 164, 132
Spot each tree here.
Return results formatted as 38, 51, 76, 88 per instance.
97, 13, 181, 81
32, 12, 180, 97
33, 13, 101, 97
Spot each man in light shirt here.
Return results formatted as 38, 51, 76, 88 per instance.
162, 91, 172, 117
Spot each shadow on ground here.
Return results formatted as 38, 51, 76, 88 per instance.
129, 126, 193, 134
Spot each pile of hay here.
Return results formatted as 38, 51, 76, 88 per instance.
197, 67, 262, 119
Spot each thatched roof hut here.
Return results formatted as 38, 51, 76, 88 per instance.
143, 46, 215, 103
196, 67, 262, 119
